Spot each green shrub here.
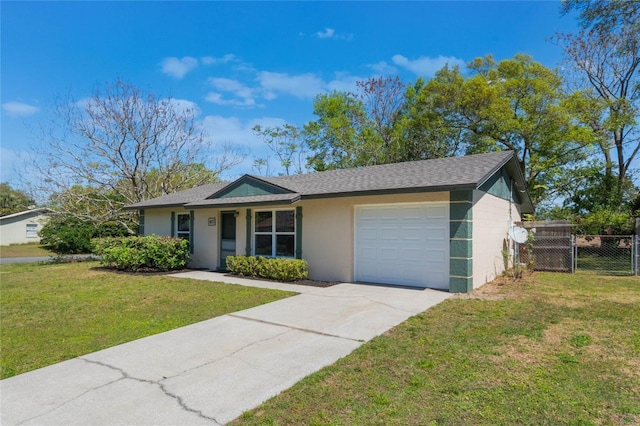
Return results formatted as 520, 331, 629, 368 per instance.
92, 235, 189, 272
40, 216, 129, 255
226, 255, 308, 282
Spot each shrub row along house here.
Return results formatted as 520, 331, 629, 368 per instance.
126, 151, 533, 293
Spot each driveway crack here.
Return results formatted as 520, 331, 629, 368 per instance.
79, 358, 222, 425
229, 313, 365, 343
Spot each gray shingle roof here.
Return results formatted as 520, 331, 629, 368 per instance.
126, 151, 533, 212
256, 151, 514, 196
127, 182, 227, 209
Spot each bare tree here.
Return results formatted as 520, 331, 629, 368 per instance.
31, 78, 244, 232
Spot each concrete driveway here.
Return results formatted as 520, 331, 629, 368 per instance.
1, 272, 451, 425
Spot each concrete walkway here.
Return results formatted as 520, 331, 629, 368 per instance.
0, 254, 96, 264
1, 272, 451, 425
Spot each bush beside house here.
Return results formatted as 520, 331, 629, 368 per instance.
92, 235, 189, 272
226, 255, 308, 282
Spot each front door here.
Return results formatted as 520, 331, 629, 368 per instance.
219, 211, 236, 271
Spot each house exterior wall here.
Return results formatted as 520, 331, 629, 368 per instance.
297, 191, 449, 283
472, 190, 522, 288
0, 212, 49, 245
141, 186, 525, 292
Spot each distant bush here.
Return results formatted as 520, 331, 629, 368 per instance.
92, 235, 189, 272
226, 255, 308, 282
40, 216, 128, 255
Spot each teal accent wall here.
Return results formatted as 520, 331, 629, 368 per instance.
216, 178, 289, 199
295, 206, 302, 259
449, 190, 473, 293
478, 166, 521, 204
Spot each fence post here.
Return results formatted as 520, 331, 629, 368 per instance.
634, 233, 640, 275
571, 234, 575, 274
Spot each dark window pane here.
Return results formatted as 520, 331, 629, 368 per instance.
276, 235, 295, 257
177, 214, 190, 232
255, 234, 272, 256
255, 211, 272, 232
276, 210, 295, 233
221, 213, 236, 240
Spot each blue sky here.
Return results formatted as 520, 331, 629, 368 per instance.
1, 1, 580, 184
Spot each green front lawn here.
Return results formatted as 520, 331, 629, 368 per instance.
0, 261, 295, 379
0, 243, 53, 258
236, 273, 640, 425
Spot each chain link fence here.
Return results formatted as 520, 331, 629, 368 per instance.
521, 221, 639, 276
574, 235, 637, 276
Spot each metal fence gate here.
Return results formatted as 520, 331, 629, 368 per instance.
574, 235, 638, 276
521, 221, 640, 276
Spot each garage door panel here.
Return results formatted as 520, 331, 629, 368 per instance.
380, 247, 398, 260
380, 228, 399, 240
356, 203, 449, 290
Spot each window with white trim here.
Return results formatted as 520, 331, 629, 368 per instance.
254, 210, 295, 257
26, 223, 38, 238
176, 213, 191, 246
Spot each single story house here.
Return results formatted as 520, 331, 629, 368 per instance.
126, 151, 533, 293
0, 208, 50, 246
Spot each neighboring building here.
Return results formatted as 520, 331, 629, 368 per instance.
126, 151, 534, 293
0, 208, 50, 246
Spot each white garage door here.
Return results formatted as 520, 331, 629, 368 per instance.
355, 203, 449, 290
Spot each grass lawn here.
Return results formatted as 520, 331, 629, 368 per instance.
236, 273, 640, 425
0, 243, 53, 258
0, 261, 295, 379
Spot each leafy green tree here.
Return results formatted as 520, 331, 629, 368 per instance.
555, 0, 640, 209
304, 76, 406, 171
417, 55, 595, 206
39, 215, 128, 255
0, 183, 35, 216
395, 77, 467, 161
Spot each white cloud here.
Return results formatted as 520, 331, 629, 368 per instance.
369, 61, 398, 75
392, 54, 466, 77
161, 56, 198, 79
205, 92, 258, 107
201, 54, 235, 65
314, 28, 352, 41
209, 77, 255, 99
2, 101, 39, 117
316, 28, 335, 39
326, 73, 363, 93
257, 71, 325, 99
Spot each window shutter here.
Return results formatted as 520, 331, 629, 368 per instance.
245, 209, 252, 256
138, 209, 145, 236
170, 212, 175, 237
295, 206, 302, 259
189, 210, 195, 254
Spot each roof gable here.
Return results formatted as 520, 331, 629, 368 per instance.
208, 175, 293, 200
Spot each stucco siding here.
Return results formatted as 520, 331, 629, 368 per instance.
299, 191, 449, 283
472, 190, 521, 288
0, 213, 49, 245
143, 207, 176, 237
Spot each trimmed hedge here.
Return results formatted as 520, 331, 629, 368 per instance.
226, 255, 308, 282
92, 235, 189, 272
